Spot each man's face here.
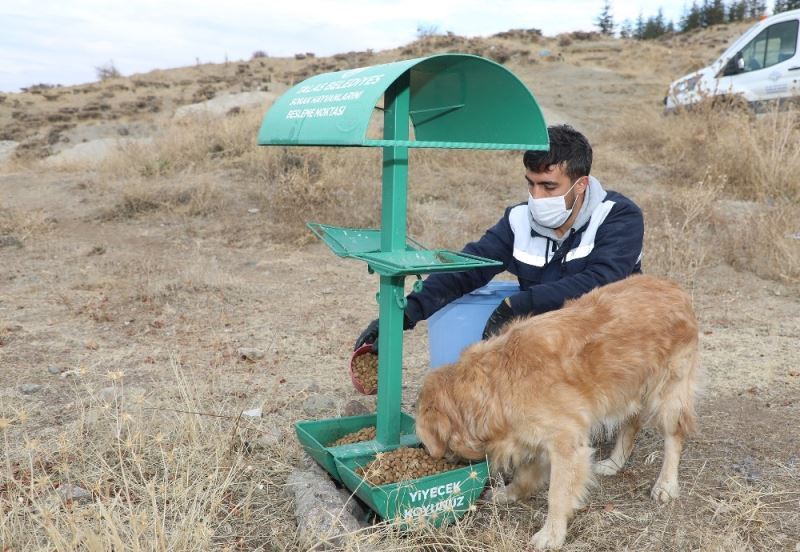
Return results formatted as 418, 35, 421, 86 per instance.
525, 163, 584, 207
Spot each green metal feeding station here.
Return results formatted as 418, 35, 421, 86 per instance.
258, 53, 548, 526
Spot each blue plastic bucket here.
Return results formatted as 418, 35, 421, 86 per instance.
427, 281, 519, 369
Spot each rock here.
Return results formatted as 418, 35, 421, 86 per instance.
97, 387, 119, 403
302, 395, 337, 417
0, 140, 18, 163
18, 383, 43, 395
238, 347, 265, 361
732, 456, 761, 483
56, 484, 92, 503
3, 323, 23, 332
0, 235, 23, 248
48, 366, 62, 375
287, 457, 366, 549
343, 399, 370, 417
247, 208, 260, 214
96, 386, 144, 404
255, 426, 283, 447
45, 137, 152, 165
174, 91, 276, 119
241, 407, 262, 418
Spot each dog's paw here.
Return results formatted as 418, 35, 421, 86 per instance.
593, 458, 622, 476
531, 525, 566, 550
487, 485, 519, 504
650, 479, 680, 503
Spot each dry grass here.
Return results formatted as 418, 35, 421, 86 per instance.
0, 360, 299, 551
610, 104, 800, 284
0, 204, 55, 244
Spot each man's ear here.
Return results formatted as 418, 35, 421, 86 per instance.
577, 175, 589, 193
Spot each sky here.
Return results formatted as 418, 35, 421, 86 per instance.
0, 0, 768, 92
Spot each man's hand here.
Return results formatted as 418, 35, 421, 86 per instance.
354, 314, 415, 353
354, 319, 380, 352
482, 298, 516, 339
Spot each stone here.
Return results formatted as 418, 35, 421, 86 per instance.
18, 383, 43, 395
97, 387, 119, 403
3, 323, 23, 332
96, 386, 144, 404
732, 456, 762, 483
255, 426, 283, 447
238, 347, 265, 361
56, 484, 92, 503
302, 395, 337, 417
48, 366, 61, 375
173, 91, 276, 119
287, 456, 366, 549
45, 137, 152, 165
0, 140, 18, 163
0, 235, 23, 248
343, 399, 370, 417
241, 407, 262, 418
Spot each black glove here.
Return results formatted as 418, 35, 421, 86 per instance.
482, 298, 516, 339
354, 314, 415, 353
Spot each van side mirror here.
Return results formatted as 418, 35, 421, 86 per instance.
722, 54, 744, 76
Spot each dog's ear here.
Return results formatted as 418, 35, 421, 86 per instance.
418, 407, 450, 459
416, 371, 452, 460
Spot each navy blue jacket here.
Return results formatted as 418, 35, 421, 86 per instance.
405, 181, 643, 325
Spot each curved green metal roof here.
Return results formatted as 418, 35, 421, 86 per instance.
257, 53, 548, 150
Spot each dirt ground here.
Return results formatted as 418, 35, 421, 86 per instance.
2, 24, 799, 552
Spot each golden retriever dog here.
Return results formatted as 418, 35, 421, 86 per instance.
416, 275, 700, 550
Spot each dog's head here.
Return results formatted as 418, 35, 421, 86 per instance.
415, 366, 487, 462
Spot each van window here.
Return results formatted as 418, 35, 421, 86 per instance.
739, 20, 798, 73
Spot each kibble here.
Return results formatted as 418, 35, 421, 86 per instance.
355, 447, 464, 486
352, 351, 378, 393
331, 426, 376, 447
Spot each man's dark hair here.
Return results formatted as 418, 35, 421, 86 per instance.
523, 124, 592, 181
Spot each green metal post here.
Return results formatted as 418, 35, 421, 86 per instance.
376, 72, 410, 446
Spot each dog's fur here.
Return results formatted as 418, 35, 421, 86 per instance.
415, 275, 700, 549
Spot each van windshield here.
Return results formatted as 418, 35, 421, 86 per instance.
739, 20, 798, 73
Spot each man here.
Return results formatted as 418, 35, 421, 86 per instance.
354, 124, 643, 351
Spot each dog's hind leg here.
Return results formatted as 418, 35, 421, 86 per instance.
531, 437, 592, 550
651, 347, 698, 503
651, 427, 684, 503
594, 415, 641, 476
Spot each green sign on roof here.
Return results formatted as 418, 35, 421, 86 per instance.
258, 53, 548, 151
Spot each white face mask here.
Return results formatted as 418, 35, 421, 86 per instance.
528, 178, 582, 229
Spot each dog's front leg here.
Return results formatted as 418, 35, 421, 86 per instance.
490, 456, 549, 504
531, 439, 592, 550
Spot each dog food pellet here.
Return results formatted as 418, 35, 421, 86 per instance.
355, 447, 464, 486
331, 426, 376, 447
352, 351, 378, 393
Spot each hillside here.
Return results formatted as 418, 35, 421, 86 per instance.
0, 22, 751, 160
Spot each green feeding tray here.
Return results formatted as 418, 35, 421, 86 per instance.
354, 249, 502, 277
295, 412, 418, 482
308, 223, 503, 276
336, 450, 490, 527
307, 223, 425, 257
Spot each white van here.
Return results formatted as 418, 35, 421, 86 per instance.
665, 9, 800, 111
